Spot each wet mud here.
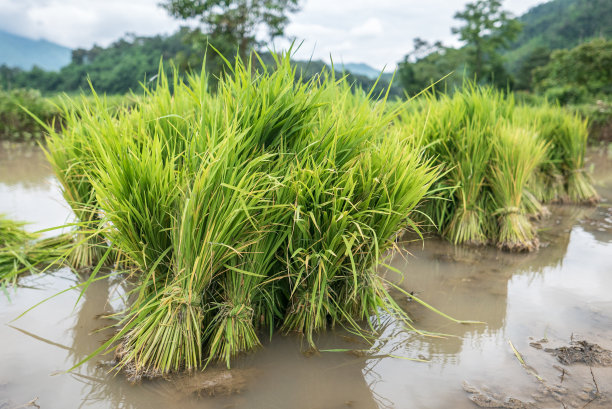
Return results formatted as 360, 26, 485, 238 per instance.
465, 334, 612, 409
172, 368, 259, 397
463, 382, 537, 409
543, 340, 612, 367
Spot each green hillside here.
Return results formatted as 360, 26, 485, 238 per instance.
0, 30, 71, 71
0, 29, 401, 97
505, 0, 612, 72
338, 63, 381, 79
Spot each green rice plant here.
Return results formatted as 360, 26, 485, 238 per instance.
514, 104, 599, 205
521, 188, 550, 220
399, 86, 504, 246
0, 214, 37, 246
110, 143, 287, 374
0, 215, 72, 286
396, 84, 564, 251
0, 234, 72, 285
490, 124, 548, 252
41, 95, 113, 269
280, 132, 436, 345
50, 52, 443, 378
442, 122, 493, 246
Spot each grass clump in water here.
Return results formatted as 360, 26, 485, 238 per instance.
514, 103, 599, 205
45, 54, 440, 377
398, 84, 598, 251
490, 125, 548, 251
0, 214, 71, 286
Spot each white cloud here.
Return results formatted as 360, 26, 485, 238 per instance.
350, 18, 383, 38
277, 0, 546, 70
0, 0, 183, 48
0, 0, 546, 69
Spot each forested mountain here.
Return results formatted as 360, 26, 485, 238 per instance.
396, 0, 612, 95
3, 0, 610, 98
0, 30, 71, 71
505, 0, 612, 72
1, 30, 193, 94
0, 28, 401, 97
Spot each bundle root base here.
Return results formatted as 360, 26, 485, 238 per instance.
497, 237, 540, 253
114, 342, 165, 383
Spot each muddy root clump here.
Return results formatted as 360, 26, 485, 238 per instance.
114, 341, 164, 383
544, 340, 612, 366
497, 237, 540, 253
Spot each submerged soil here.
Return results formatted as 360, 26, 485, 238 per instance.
1, 145, 612, 409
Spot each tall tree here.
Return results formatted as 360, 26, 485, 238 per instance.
452, 0, 521, 80
160, 0, 301, 60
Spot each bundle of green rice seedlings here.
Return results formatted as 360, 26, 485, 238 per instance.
514, 104, 599, 205
398, 85, 571, 250
442, 122, 493, 246
400, 86, 504, 246
110, 143, 279, 374
490, 124, 548, 252
215, 54, 324, 152
280, 133, 436, 346
521, 187, 551, 220
1, 233, 72, 287
85, 58, 318, 373
277, 76, 437, 343
1, 215, 36, 284
0, 214, 37, 246
56, 53, 443, 378
90, 129, 201, 375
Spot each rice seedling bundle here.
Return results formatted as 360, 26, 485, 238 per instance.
398, 86, 551, 250
0, 214, 36, 246
514, 104, 599, 205
41, 96, 113, 269
399, 86, 506, 246
45, 54, 437, 376
399, 82, 598, 250
0, 214, 72, 286
490, 124, 548, 251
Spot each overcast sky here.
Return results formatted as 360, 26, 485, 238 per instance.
0, 0, 545, 70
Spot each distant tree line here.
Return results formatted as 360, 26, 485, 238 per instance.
0, 6, 400, 98
397, 0, 612, 103
0, 30, 192, 94
0, 0, 610, 104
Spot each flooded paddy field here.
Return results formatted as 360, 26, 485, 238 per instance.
1, 142, 612, 409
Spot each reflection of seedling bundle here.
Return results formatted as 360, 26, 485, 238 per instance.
42, 54, 441, 376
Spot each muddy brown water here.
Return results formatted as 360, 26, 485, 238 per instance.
1, 142, 612, 409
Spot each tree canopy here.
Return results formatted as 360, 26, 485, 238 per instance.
533, 38, 612, 104
452, 0, 521, 81
161, 0, 300, 60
